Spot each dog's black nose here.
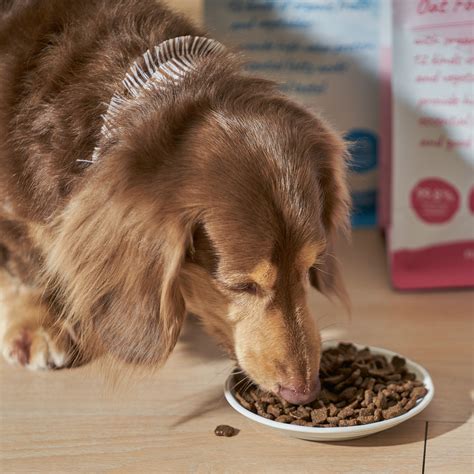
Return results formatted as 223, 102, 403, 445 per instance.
278, 376, 321, 405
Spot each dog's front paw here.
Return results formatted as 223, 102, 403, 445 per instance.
2, 326, 70, 370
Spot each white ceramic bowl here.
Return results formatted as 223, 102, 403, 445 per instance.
224, 342, 434, 441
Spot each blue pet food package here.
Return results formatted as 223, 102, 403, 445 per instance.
204, 0, 388, 227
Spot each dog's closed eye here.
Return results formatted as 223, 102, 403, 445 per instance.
227, 282, 260, 295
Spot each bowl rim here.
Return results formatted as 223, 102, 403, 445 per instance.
224, 342, 435, 434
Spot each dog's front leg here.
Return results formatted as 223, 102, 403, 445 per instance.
0, 269, 73, 370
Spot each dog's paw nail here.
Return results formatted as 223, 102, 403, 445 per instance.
6, 329, 32, 366
3, 327, 69, 371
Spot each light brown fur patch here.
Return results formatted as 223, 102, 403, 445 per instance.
248, 260, 277, 290
297, 241, 327, 271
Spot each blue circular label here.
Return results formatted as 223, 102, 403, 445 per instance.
345, 129, 378, 173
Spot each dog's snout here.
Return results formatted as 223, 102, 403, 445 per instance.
278, 376, 321, 405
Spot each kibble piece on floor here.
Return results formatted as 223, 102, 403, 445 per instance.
214, 425, 239, 437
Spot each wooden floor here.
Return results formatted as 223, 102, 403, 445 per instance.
1, 230, 472, 473
1, 2, 473, 472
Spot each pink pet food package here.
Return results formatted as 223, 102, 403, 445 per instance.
388, 0, 474, 289
205, 0, 389, 227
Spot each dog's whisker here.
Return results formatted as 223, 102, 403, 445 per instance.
231, 369, 247, 376
231, 372, 255, 393
241, 378, 254, 394
231, 376, 251, 393
319, 321, 348, 331
313, 264, 332, 277
326, 251, 343, 264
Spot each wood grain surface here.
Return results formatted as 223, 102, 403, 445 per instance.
1, 230, 472, 473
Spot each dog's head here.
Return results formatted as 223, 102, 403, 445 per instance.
48, 73, 349, 403
179, 92, 350, 404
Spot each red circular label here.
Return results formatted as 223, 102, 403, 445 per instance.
411, 178, 460, 224
469, 187, 474, 214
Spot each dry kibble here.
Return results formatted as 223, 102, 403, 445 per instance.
324, 373, 347, 385
374, 409, 383, 422
359, 406, 375, 416
411, 386, 428, 399
382, 404, 406, 420
340, 386, 358, 400
235, 392, 255, 412
375, 391, 388, 410
338, 419, 358, 427
311, 407, 328, 424
313, 399, 326, 409
364, 389, 374, 406
214, 425, 239, 437
355, 348, 372, 361
367, 378, 376, 391
255, 401, 273, 419
275, 415, 293, 423
391, 355, 406, 370
403, 399, 418, 411
347, 398, 362, 410
259, 393, 277, 404
267, 404, 282, 418
279, 398, 291, 409
337, 407, 355, 419
385, 373, 402, 382
291, 406, 311, 420
319, 389, 339, 404
234, 343, 428, 428
249, 389, 261, 402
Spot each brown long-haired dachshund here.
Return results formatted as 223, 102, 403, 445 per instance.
0, 0, 349, 404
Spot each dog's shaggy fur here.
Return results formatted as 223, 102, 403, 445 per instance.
0, 0, 349, 402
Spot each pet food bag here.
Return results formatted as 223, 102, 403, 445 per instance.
205, 0, 388, 227
389, 0, 474, 289
378, 1, 393, 231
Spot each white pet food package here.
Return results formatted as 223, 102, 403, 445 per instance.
389, 0, 474, 289
205, 0, 388, 227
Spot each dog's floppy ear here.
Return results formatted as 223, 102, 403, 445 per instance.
91, 223, 189, 365
309, 243, 349, 311
309, 125, 351, 310
45, 172, 192, 367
